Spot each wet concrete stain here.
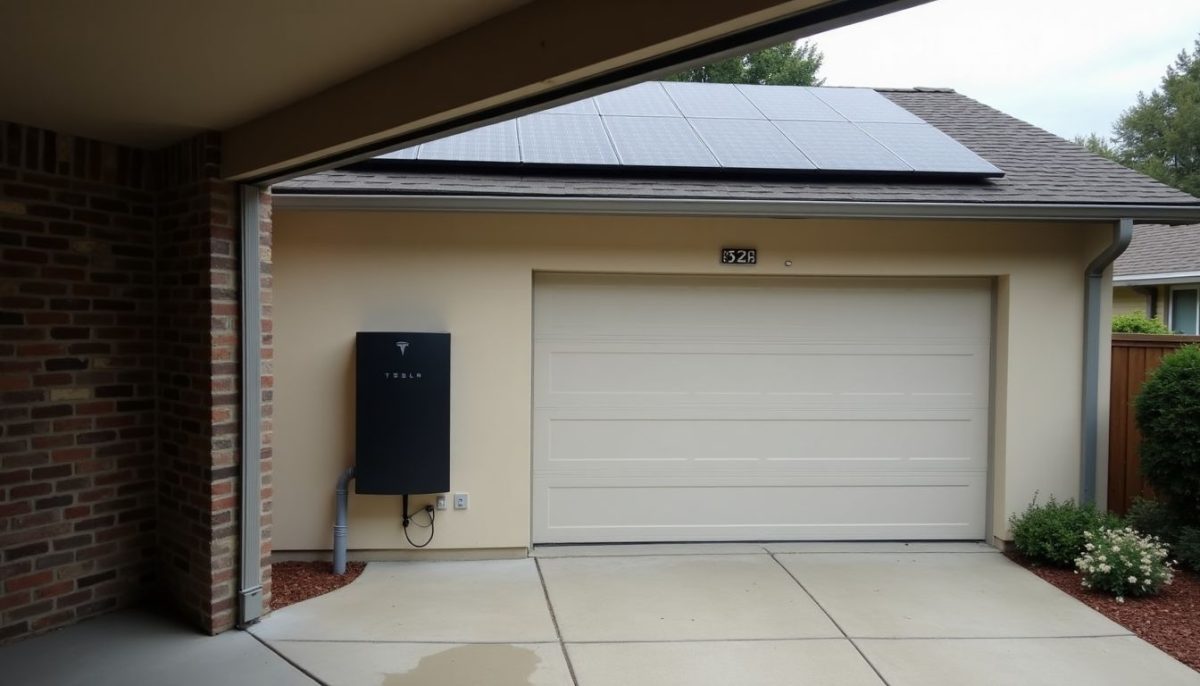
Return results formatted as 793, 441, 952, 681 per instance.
382, 644, 540, 686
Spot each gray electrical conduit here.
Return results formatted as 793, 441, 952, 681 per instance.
1080, 218, 1133, 505
333, 467, 356, 575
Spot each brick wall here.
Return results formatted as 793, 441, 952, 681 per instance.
0, 123, 271, 642
1, 124, 160, 641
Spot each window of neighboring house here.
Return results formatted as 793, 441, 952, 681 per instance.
1170, 286, 1200, 335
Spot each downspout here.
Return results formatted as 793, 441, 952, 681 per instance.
238, 186, 264, 627
1081, 218, 1134, 505
333, 468, 356, 575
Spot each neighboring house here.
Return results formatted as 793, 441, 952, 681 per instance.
1113, 223, 1200, 334
270, 82, 1200, 555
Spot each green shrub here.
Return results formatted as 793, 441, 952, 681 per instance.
1112, 312, 1172, 334
1135, 346, 1200, 522
1009, 495, 1123, 566
1125, 498, 1200, 572
1076, 527, 1174, 600
1126, 497, 1178, 542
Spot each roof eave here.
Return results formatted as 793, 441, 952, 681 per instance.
271, 192, 1200, 224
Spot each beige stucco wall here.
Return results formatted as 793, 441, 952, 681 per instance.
272, 209, 1113, 552
1112, 286, 1150, 317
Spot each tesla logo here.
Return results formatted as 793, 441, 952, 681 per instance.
395, 341, 409, 355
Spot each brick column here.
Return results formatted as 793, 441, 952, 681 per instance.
156, 135, 270, 633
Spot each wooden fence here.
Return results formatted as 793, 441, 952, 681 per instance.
1108, 333, 1200, 515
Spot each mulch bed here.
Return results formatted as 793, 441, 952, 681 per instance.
1011, 553, 1200, 671
270, 561, 366, 611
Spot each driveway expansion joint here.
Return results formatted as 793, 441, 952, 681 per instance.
535, 556, 580, 686
769, 552, 894, 686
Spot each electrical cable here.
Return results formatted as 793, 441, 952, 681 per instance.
402, 504, 435, 548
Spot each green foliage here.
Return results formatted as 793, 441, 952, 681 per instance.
1073, 133, 1121, 163
1078, 36, 1200, 197
1177, 527, 1200, 572
1126, 498, 1179, 541
1135, 346, 1200, 521
1076, 527, 1174, 599
667, 41, 824, 86
1112, 312, 1172, 334
1009, 495, 1123, 567
1126, 498, 1200, 572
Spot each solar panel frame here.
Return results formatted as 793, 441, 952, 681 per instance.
688, 118, 816, 169
517, 113, 619, 165
594, 82, 682, 117
856, 122, 1003, 175
661, 82, 764, 119
773, 120, 912, 172
603, 115, 718, 167
416, 120, 520, 163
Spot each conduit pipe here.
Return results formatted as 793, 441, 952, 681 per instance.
1081, 218, 1133, 505
333, 467, 356, 575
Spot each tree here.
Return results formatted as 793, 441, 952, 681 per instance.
1072, 133, 1120, 163
1078, 36, 1200, 197
666, 41, 824, 87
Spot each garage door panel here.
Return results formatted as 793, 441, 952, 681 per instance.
540, 416, 987, 469
536, 275, 992, 341
534, 480, 987, 542
541, 349, 987, 400
532, 274, 991, 543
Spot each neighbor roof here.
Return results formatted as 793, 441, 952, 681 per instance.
1114, 224, 1200, 278
276, 86, 1200, 219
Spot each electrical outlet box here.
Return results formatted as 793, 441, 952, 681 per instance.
453, 492, 469, 510
435, 495, 447, 511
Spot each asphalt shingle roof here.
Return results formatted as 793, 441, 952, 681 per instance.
1114, 224, 1200, 277
276, 88, 1200, 210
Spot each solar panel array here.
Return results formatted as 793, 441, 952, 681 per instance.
377, 82, 1003, 177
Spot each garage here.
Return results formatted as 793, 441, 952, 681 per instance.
532, 273, 992, 543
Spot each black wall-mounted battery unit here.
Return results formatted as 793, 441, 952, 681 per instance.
354, 332, 450, 495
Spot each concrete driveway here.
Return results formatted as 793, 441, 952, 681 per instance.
250, 543, 1200, 686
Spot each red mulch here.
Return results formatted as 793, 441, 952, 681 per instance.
1011, 554, 1200, 671
270, 561, 366, 611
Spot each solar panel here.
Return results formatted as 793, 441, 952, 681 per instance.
604, 116, 718, 167
417, 120, 520, 163
661, 82, 763, 119
594, 82, 681, 117
377, 147, 418, 160
774, 120, 911, 172
734, 84, 844, 121
857, 122, 1002, 174
809, 88, 924, 124
688, 118, 815, 169
542, 99, 599, 115
517, 113, 618, 165
380, 82, 1003, 177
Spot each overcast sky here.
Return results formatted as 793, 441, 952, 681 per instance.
810, 0, 1200, 141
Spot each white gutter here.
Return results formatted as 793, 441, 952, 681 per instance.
272, 193, 1200, 223
1114, 271, 1200, 286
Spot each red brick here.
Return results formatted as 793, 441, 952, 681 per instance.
5, 570, 52, 592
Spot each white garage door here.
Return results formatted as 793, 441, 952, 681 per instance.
532, 274, 991, 543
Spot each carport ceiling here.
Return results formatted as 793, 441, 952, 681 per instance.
0, 0, 530, 147
0, 0, 927, 180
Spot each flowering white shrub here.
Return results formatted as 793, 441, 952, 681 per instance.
1075, 527, 1175, 601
